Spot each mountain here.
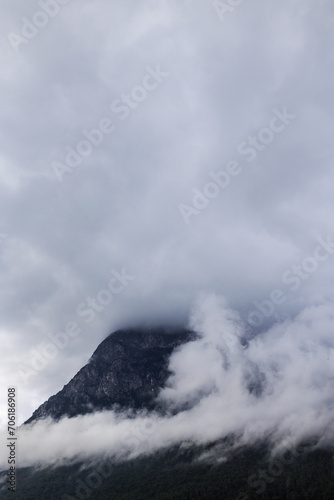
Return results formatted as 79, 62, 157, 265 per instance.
2, 326, 333, 500
2, 440, 334, 499
25, 327, 195, 424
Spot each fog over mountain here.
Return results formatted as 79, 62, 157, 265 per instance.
1, 294, 333, 469
0, 0, 334, 466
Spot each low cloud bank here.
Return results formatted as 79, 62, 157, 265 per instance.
1, 294, 334, 468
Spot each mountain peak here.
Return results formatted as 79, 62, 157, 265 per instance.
25, 327, 195, 424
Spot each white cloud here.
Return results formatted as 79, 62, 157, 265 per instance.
1, 295, 333, 469
0, 0, 334, 443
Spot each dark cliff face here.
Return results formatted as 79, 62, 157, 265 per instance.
25, 327, 195, 424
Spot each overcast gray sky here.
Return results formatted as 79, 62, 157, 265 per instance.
0, 0, 334, 431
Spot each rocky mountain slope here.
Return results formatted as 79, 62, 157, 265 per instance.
6, 326, 334, 499
25, 327, 195, 424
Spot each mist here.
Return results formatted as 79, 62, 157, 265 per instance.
1, 0, 334, 426
1, 294, 333, 469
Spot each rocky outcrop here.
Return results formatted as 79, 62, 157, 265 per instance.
25, 327, 195, 424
